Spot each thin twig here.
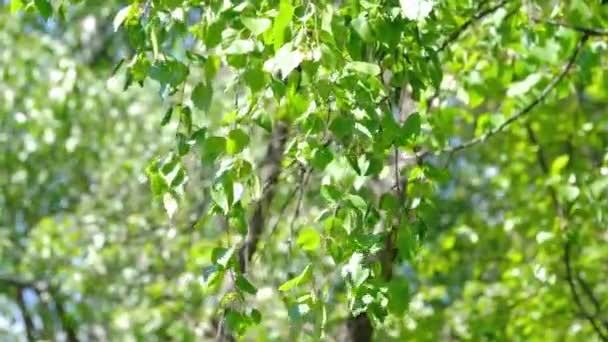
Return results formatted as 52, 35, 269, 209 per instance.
0, 275, 79, 341
527, 122, 608, 341
420, 34, 588, 159
438, 0, 509, 52
15, 288, 35, 342
238, 123, 288, 272
564, 241, 608, 341
577, 273, 607, 322
393, 147, 401, 198
251, 184, 299, 266
287, 167, 311, 262
428, 3, 517, 109
533, 18, 608, 37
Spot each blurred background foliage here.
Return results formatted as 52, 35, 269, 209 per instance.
1, 0, 608, 341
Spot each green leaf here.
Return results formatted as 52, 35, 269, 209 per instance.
235, 274, 258, 295
244, 65, 267, 93
551, 155, 570, 175
226, 129, 250, 155
397, 222, 415, 260
150, 174, 167, 196
288, 303, 311, 322
254, 112, 273, 132
158, 0, 182, 9
211, 184, 230, 214
225, 40, 256, 55
149, 60, 189, 87
387, 279, 410, 315
204, 20, 224, 48
329, 116, 354, 140
400, 0, 433, 21
180, 106, 193, 134
162, 193, 178, 218
161, 107, 173, 126
346, 61, 381, 76
351, 14, 372, 42
279, 264, 312, 291
345, 194, 367, 212
341, 253, 369, 288
559, 185, 580, 202
229, 203, 248, 235
272, 0, 294, 50
264, 43, 304, 79
202, 265, 224, 287
242, 17, 272, 36
205, 56, 221, 80
507, 73, 542, 97
212, 247, 235, 269
311, 146, 334, 171
224, 309, 248, 335
201, 136, 226, 163
34, 0, 53, 19
113, 5, 132, 32
401, 113, 421, 141
170, 165, 186, 185
380, 193, 399, 212
297, 227, 321, 251
176, 133, 191, 156
320, 184, 342, 203
192, 81, 213, 112
10, 0, 23, 13
250, 309, 262, 324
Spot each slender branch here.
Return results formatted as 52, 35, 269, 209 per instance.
238, 122, 289, 273
0, 275, 79, 341
287, 166, 310, 263
422, 34, 588, 159
15, 288, 35, 342
393, 147, 401, 197
564, 241, 608, 341
346, 84, 413, 342
533, 18, 608, 37
0, 275, 37, 289
251, 184, 299, 266
577, 273, 608, 328
51, 291, 78, 342
212, 123, 289, 341
427, 1, 515, 108
526, 124, 608, 341
438, 0, 509, 52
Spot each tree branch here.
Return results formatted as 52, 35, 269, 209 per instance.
564, 241, 608, 340
438, 0, 509, 52
0, 275, 80, 341
51, 291, 78, 342
238, 122, 288, 272
15, 288, 35, 342
213, 123, 289, 342
533, 18, 608, 37
526, 124, 608, 341
422, 34, 588, 159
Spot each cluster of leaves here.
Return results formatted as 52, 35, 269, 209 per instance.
4, 0, 608, 341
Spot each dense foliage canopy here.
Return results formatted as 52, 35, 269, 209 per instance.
2, 0, 608, 341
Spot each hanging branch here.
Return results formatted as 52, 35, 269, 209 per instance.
533, 18, 608, 37
0, 275, 79, 341
438, 0, 509, 52
420, 34, 588, 159
213, 123, 290, 342
15, 288, 35, 342
238, 122, 289, 272
427, 0, 511, 110
286, 166, 311, 264
525, 124, 608, 341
